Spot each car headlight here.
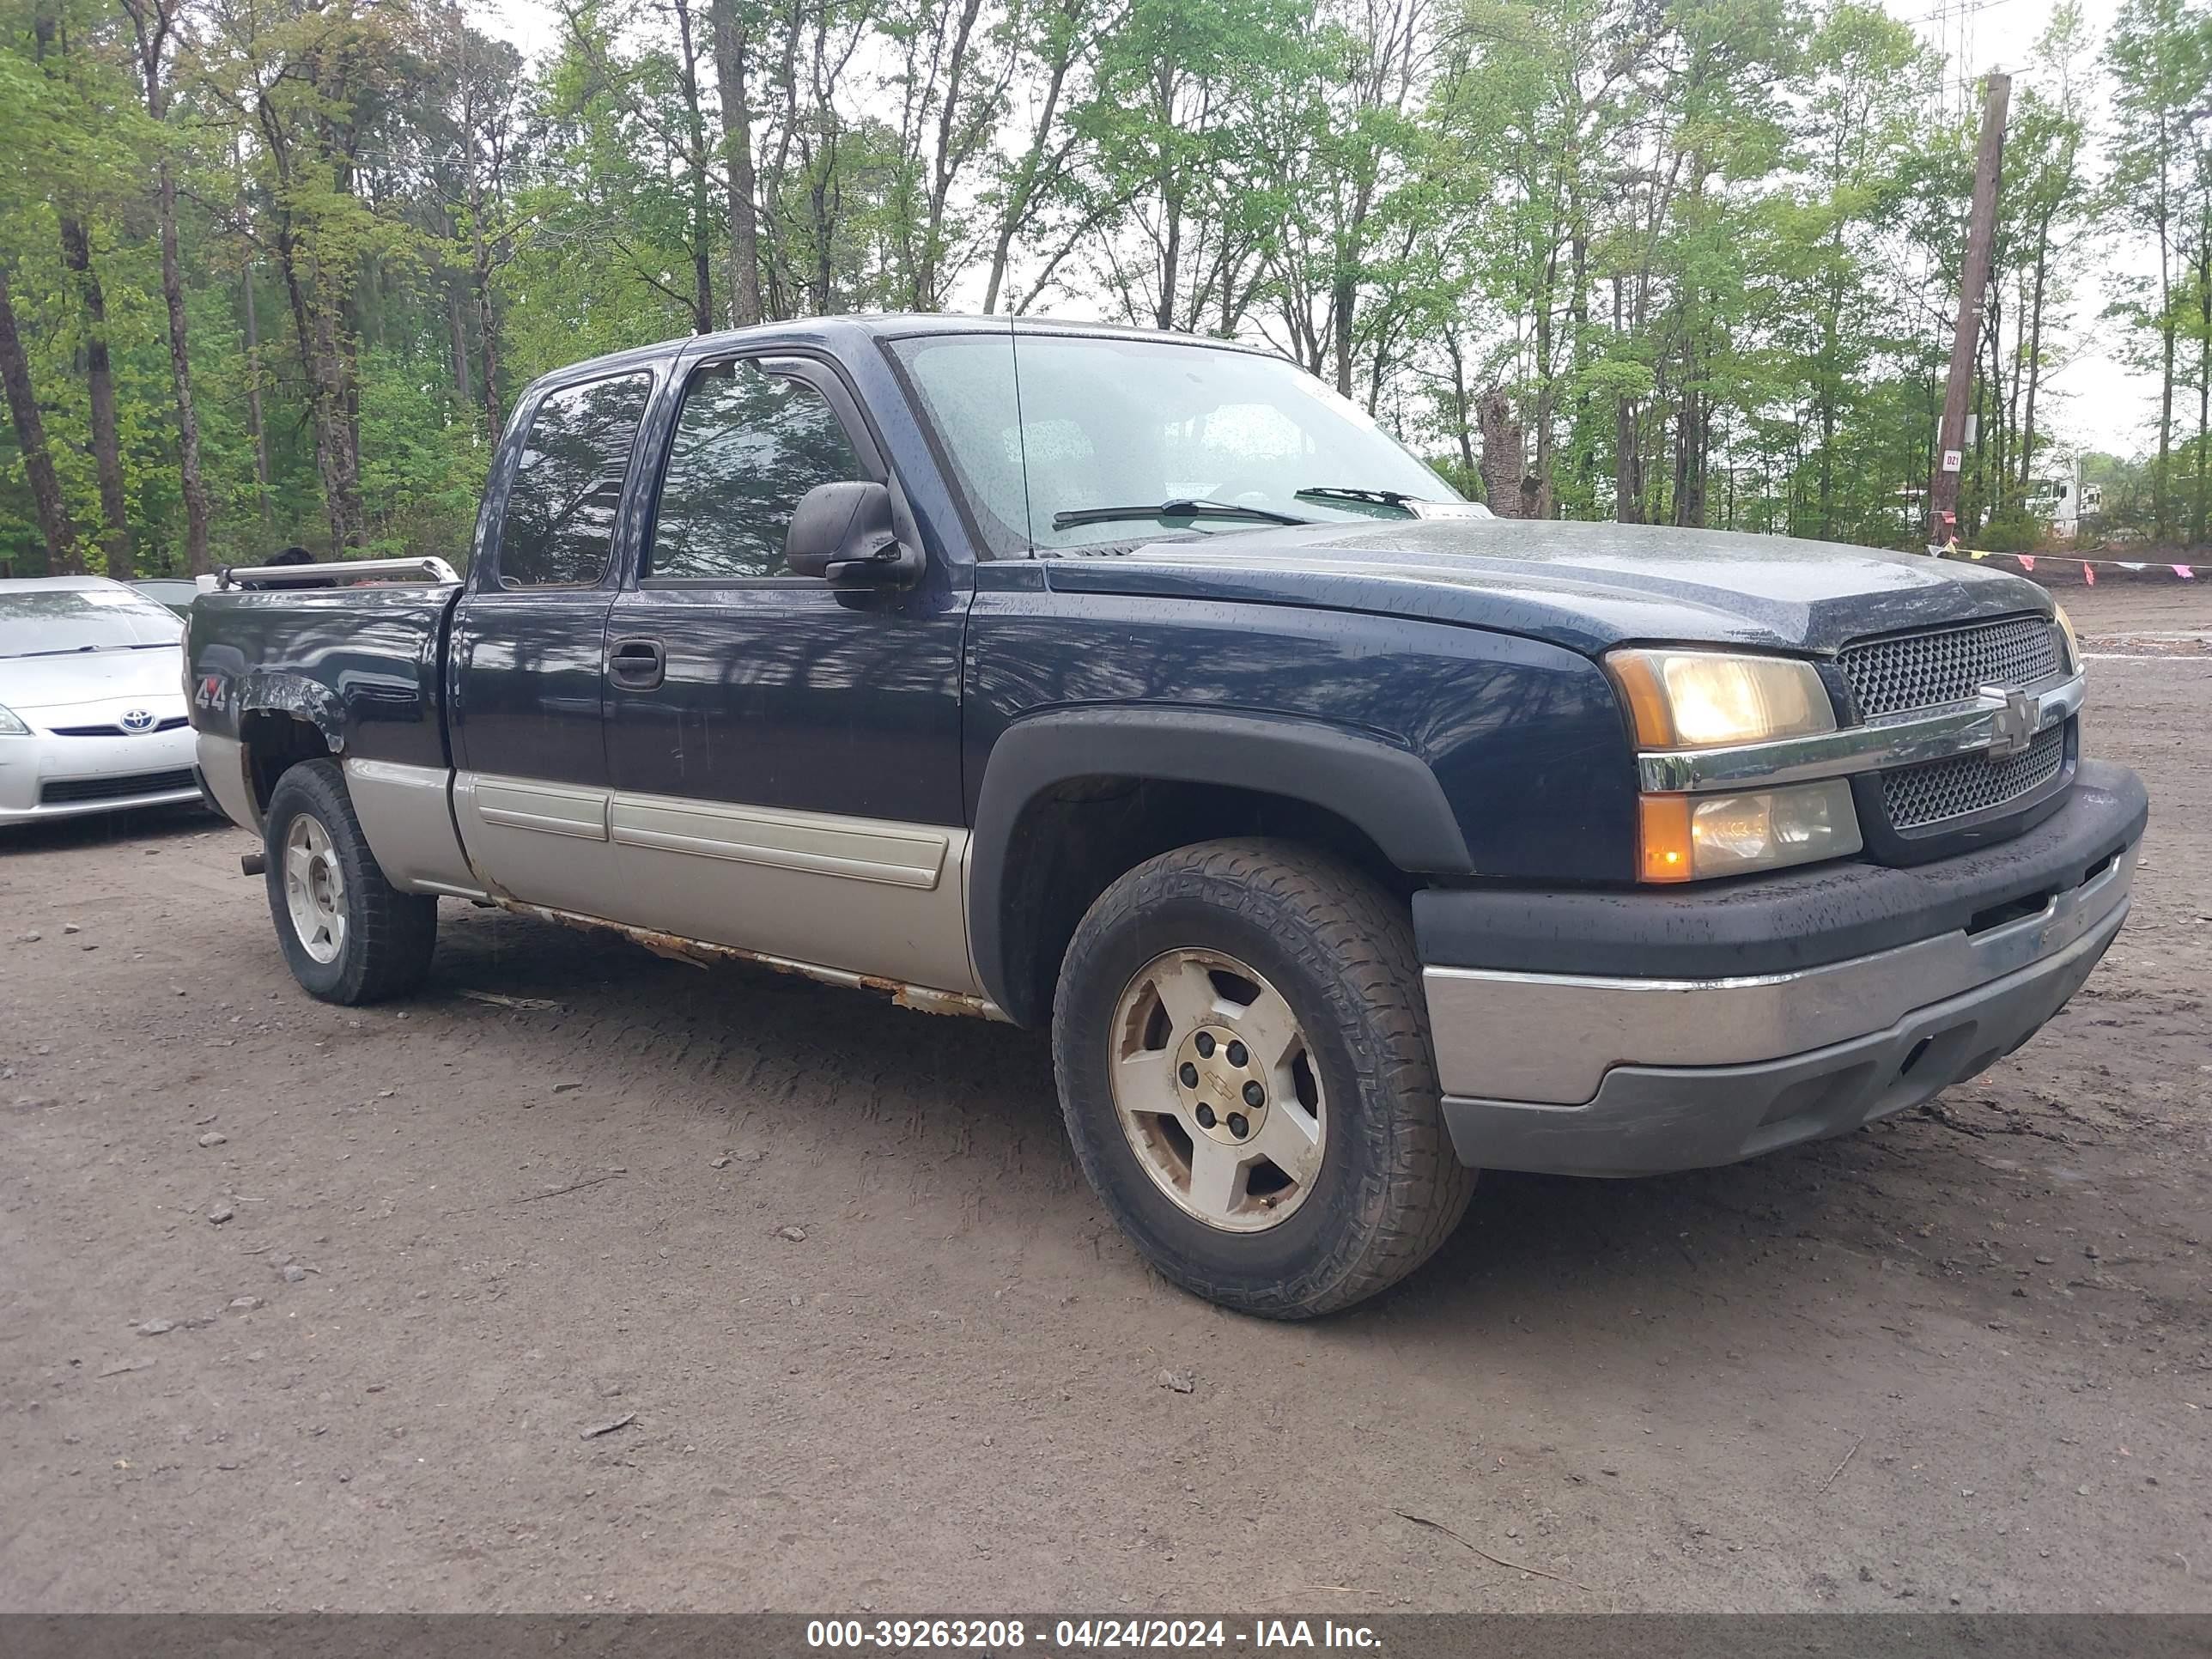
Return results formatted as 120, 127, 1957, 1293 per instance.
2052, 604, 2081, 672
1638, 780, 1863, 883
1609, 649, 1858, 882
0, 703, 30, 738
1607, 648, 1836, 749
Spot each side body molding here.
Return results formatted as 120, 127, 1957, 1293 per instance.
967, 705, 1474, 1023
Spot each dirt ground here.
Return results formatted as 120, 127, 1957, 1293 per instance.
2, 579, 2207, 1615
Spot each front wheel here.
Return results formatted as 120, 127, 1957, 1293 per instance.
1051, 838, 1474, 1319
262, 759, 437, 1004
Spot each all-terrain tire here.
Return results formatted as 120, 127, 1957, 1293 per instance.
263, 759, 437, 1005
1052, 837, 1475, 1319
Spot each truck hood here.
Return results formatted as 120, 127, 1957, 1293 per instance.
1036, 518, 2053, 656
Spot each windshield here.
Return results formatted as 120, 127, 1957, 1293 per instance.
0, 587, 185, 658
891, 331, 1465, 554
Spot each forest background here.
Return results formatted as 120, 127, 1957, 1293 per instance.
0, 0, 2198, 574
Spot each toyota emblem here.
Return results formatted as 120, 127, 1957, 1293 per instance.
119, 708, 156, 733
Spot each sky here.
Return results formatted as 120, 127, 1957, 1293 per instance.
472, 0, 2151, 464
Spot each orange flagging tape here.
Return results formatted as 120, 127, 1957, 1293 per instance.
1932, 542, 2195, 579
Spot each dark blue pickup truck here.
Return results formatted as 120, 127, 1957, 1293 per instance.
186, 314, 2148, 1317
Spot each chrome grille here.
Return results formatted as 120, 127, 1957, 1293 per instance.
1880, 723, 2065, 830
49, 716, 189, 737
1839, 615, 2062, 718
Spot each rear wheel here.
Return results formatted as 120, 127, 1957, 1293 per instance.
1052, 838, 1474, 1318
263, 760, 436, 1004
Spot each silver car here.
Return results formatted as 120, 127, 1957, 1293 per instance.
0, 576, 203, 825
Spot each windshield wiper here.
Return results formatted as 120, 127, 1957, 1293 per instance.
1050, 498, 1310, 532
1293, 485, 1423, 508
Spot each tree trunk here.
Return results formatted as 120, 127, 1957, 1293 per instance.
474, 258, 503, 440
981, 4, 1077, 316
465, 159, 505, 440
155, 156, 212, 573
0, 261, 81, 571
276, 215, 365, 551
1612, 277, 1641, 521
447, 283, 473, 410
58, 218, 132, 580
1674, 377, 1707, 529
1532, 244, 1559, 518
2155, 183, 2174, 543
1331, 264, 1356, 399
243, 267, 272, 532
126, 1, 214, 574
2197, 236, 2209, 547
670, 0, 716, 332
1817, 288, 1838, 538
1152, 64, 1180, 331
2019, 222, 2050, 501
709, 0, 763, 325
1442, 327, 1475, 477
915, 0, 986, 312
1477, 389, 1534, 518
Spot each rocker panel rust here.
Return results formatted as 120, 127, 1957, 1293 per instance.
485, 896, 1012, 1023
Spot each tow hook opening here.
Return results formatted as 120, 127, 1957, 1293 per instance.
1967, 889, 2052, 936
1899, 1036, 1935, 1078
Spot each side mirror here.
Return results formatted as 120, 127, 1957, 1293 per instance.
785, 480, 923, 587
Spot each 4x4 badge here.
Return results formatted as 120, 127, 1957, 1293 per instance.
1981, 684, 2040, 762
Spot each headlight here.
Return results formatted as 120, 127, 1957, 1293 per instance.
0, 703, 30, 737
2052, 604, 2081, 672
1638, 780, 1863, 883
1607, 649, 1835, 749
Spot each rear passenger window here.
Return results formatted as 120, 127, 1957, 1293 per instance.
647, 361, 867, 580
496, 372, 653, 587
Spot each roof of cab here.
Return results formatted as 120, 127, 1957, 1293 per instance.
526, 312, 1273, 400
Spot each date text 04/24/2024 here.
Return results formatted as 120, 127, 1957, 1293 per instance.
804, 1619, 1382, 1650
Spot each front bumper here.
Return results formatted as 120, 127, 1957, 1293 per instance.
1419, 762, 2146, 1176
0, 723, 204, 824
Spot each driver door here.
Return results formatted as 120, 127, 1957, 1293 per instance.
600, 351, 975, 994
450, 367, 655, 916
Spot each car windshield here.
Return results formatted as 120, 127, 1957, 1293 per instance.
0, 588, 185, 658
891, 331, 1467, 554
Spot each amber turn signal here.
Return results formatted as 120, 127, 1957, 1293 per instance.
1638, 794, 1695, 883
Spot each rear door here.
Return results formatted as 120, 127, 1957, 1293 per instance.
450, 366, 657, 915
599, 349, 975, 993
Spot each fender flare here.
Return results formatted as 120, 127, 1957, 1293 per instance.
235, 671, 348, 755
967, 705, 1472, 1023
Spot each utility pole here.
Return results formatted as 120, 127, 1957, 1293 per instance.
1930, 71, 2010, 549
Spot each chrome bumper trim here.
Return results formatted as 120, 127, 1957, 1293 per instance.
1438, 895, 2128, 1176
1422, 836, 2132, 1106
1637, 669, 2084, 793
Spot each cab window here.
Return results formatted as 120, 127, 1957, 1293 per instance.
495, 371, 654, 587
647, 361, 868, 581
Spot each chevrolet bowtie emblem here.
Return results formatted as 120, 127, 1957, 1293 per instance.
1980, 684, 2040, 762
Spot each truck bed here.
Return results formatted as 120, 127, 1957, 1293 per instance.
187, 582, 463, 773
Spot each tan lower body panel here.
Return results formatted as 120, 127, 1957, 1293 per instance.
345, 757, 486, 899
196, 733, 258, 832
452, 771, 981, 999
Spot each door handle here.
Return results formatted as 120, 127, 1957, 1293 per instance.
608, 636, 665, 690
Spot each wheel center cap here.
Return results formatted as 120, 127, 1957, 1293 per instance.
1173, 1024, 1266, 1146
